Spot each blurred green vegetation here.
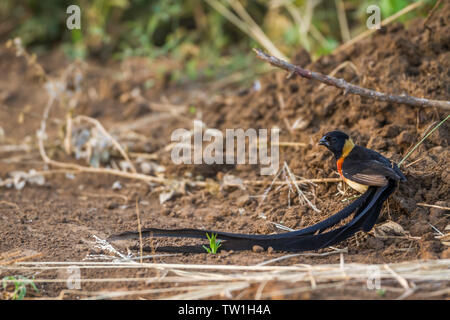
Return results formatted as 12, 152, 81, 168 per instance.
0, 0, 434, 85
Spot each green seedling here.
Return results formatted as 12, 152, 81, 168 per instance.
376, 288, 386, 297
189, 105, 196, 115
2, 275, 39, 300
203, 233, 222, 254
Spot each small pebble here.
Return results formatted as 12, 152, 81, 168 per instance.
107, 202, 119, 210
112, 181, 122, 190
236, 194, 250, 207
252, 245, 264, 253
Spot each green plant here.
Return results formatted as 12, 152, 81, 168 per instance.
2, 275, 39, 300
376, 288, 386, 297
203, 232, 222, 254
188, 105, 196, 115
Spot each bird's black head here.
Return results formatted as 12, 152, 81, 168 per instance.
319, 130, 353, 159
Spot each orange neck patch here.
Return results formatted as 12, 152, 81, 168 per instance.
337, 157, 344, 177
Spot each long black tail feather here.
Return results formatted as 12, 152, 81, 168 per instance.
108, 187, 375, 242
108, 180, 397, 252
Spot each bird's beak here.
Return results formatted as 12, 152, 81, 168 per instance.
319, 137, 328, 147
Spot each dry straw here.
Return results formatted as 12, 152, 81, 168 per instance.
2, 259, 449, 299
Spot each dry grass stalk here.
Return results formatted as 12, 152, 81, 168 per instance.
404, 157, 425, 168
254, 280, 269, 300
317, 61, 360, 90
205, 0, 288, 60
79, 192, 129, 203
383, 264, 410, 290
0, 201, 20, 210
417, 203, 450, 211
135, 199, 144, 264
10, 259, 450, 278
276, 141, 307, 147
399, 115, 450, 166
129, 152, 158, 160
0, 249, 43, 266
244, 178, 340, 186
423, 0, 443, 29
256, 248, 347, 266
335, 1, 425, 53
335, 0, 351, 42
16, 258, 446, 299
283, 161, 320, 213
230, 0, 288, 58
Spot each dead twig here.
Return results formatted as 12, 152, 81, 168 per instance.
254, 48, 450, 110
283, 161, 320, 213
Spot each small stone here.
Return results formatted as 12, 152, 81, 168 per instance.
112, 181, 122, 190
236, 194, 250, 207
159, 190, 176, 204
252, 245, 264, 253
267, 246, 274, 255
106, 202, 119, 210
375, 221, 406, 237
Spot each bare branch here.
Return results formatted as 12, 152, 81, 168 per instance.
254, 48, 450, 111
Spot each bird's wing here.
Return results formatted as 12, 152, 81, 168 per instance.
341, 158, 400, 186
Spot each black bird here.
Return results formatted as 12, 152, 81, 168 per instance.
108, 131, 406, 253
318, 130, 405, 194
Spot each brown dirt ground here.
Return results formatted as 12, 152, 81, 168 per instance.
0, 5, 449, 299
